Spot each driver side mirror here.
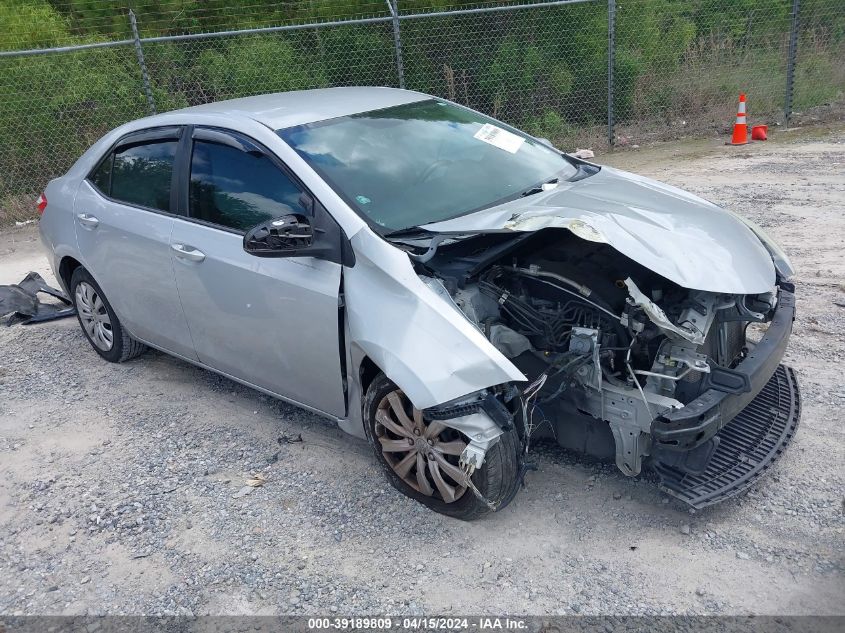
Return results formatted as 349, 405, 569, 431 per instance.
243, 214, 313, 257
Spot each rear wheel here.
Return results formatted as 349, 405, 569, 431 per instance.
364, 373, 521, 520
70, 267, 147, 363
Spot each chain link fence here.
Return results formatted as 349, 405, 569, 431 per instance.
1, 0, 843, 223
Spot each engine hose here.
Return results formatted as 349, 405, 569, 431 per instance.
510, 266, 593, 297
508, 268, 619, 321
482, 266, 630, 347
538, 355, 590, 403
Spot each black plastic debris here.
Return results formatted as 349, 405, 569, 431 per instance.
277, 433, 303, 445
0, 272, 76, 326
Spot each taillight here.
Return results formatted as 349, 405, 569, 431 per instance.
36, 193, 47, 215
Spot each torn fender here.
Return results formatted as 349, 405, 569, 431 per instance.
624, 277, 705, 345
344, 229, 525, 409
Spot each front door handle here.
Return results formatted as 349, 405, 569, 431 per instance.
76, 213, 99, 229
171, 243, 206, 263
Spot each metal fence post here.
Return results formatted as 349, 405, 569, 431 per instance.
784, 0, 801, 127
386, 0, 406, 89
607, 0, 616, 146
129, 9, 156, 115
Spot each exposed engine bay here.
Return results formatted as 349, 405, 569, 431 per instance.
410, 229, 787, 481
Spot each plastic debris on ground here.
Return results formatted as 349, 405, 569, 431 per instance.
0, 272, 76, 326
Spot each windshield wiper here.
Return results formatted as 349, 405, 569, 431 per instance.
385, 227, 478, 243
384, 227, 435, 239
382, 229, 459, 264
520, 177, 559, 198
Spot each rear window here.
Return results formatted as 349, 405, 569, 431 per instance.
89, 154, 112, 194
90, 140, 177, 213
111, 141, 177, 212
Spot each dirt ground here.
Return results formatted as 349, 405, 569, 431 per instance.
0, 124, 843, 617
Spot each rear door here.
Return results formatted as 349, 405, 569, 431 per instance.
169, 126, 346, 416
74, 127, 196, 359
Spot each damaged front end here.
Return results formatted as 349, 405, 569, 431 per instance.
403, 226, 800, 509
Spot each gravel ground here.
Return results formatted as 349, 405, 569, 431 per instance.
0, 124, 843, 617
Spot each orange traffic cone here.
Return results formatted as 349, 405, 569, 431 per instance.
729, 93, 749, 145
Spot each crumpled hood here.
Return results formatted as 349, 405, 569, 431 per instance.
422, 166, 776, 294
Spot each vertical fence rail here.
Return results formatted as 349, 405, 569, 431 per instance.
129, 9, 156, 115
607, 0, 616, 146
784, 0, 801, 127
387, 0, 406, 89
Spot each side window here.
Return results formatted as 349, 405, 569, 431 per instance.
189, 139, 307, 232
89, 154, 113, 194
110, 140, 177, 212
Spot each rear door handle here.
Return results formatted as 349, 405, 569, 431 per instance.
76, 213, 99, 229
171, 243, 206, 263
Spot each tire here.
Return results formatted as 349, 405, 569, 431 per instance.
365, 373, 521, 520
70, 267, 147, 363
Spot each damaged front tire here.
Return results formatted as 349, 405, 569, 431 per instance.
364, 373, 521, 520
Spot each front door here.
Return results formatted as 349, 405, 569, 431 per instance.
74, 127, 196, 359
169, 128, 346, 417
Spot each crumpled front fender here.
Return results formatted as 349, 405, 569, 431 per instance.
344, 229, 525, 409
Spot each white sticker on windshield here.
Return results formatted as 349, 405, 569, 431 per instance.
473, 123, 525, 154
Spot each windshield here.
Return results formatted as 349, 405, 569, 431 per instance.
278, 99, 577, 233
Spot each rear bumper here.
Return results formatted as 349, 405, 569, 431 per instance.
38, 222, 64, 293
652, 288, 796, 451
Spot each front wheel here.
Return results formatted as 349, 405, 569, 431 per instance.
364, 373, 522, 520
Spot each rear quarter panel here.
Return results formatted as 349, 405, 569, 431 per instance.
38, 176, 82, 292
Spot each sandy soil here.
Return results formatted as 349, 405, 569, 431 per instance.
0, 125, 843, 616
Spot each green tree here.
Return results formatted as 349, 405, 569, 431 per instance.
1, 0, 71, 49
196, 37, 328, 101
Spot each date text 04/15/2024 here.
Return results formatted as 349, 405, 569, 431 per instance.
307, 617, 528, 630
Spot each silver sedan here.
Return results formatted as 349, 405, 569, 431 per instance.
38, 87, 800, 519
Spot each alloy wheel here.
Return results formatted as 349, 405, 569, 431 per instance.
374, 390, 469, 503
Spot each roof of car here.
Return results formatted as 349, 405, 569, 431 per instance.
173, 87, 430, 130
